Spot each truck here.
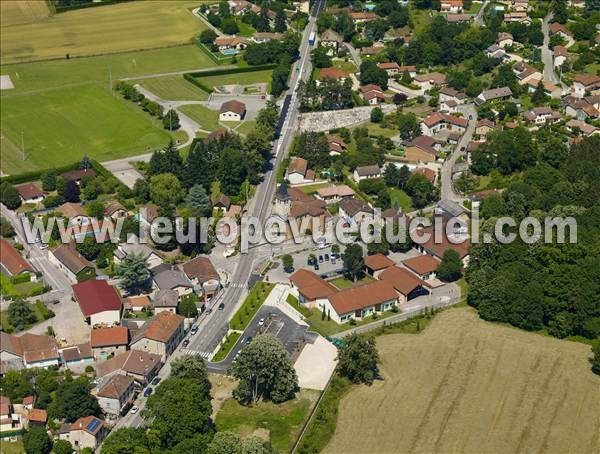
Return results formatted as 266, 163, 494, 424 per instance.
308, 31, 316, 46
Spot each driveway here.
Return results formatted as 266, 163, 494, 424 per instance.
389, 80, 425, 98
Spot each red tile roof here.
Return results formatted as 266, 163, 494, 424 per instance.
0, 239, 34, 276
134, 311, 184, 343
328, 280, 398, 315
364, 253, 395, 271
319, 67, 350, 80
402, 254, 440, 276
290, 269, 337, 300
97, 374, 134, 399
379, 266, 430, 295
72, 280, 122, 317
422, 112, 468, 128
90, 327, 128, 348
220, 100, 246, 116
182, 256, 219, 283
28, 409, 47, 423
16, 183, 43, 200
69, 415, 104, 435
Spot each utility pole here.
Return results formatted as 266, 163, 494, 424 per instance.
109, 66, 112, 95
21, 130, 25, 161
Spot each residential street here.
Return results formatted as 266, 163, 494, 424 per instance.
440, 103, 477, 203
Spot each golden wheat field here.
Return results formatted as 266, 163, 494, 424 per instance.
324, 308, 600, 454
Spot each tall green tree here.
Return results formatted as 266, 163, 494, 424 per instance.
185, 184, 211, 216
23, 426, 53, 454
342, 244, 364, 282
53, 440, 73, 454
1, 182, 22, 210
101, 428, 151, 454
437, 249, 462, 282
47, 377, 100, 423
149, 173, 185, 206
41, 171, 57, 191
115, 252, 151, 295
274, 8, 287, 33
7, 299, 37, 330
337, 334, 380, 385
163, 109, 180, 130
229, 334, 299, 404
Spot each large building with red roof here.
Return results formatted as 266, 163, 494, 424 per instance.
72, 280, 122, 327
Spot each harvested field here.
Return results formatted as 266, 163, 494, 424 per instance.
324, 308, 600, 454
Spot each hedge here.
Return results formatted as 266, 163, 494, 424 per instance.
0, 162, 80, 185
50, 0, 132, 14
10, 273, 31, 285
186, 64, 278, 78
183, 73, 214, 94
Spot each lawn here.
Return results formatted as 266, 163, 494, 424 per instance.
297, 182, 331, 194
193, 69, 273, 89
1, 83, 172, 174
229, 282, 275, 331
133, 75, 209, 101
0, 439, 25, 454
323, 308, 600, 453
364, 122, 399, 138
468, 1, 483, 14
213, 332, 242, 362
234, 120, 257, 137
179, 104, 221, 131
0, 1, 206, 64
409, 7, 433, 34
329, 275, 374, 290
389, 188, 414, 212
216, 389, 320, 453
0, 300, 54, 332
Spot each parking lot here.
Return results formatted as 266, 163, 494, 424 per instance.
266, 244, 344, 283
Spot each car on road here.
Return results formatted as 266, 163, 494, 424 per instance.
130, 406, 139, 414
218, 303, 225, 310
151, 377, 161, 386
182, 339, 190, 348
144, 387, 153, 397
258, 318, 265, 326
469, 115, 473, 120
245, 336, 253, 345
190, 325, 198, 335
460, 146, 465, 151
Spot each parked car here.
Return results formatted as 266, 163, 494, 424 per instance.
130, 406, 139, 414
258, 318, 265, 326
318, 255, 323, 263
331, 258, 337, 265
314, 263, 320, 270
218, 302, 225, 310
151, 377, 161, 386
190, 324, 198, 335
182, 339, 190, 348
324, 254, 329, 261
144, 387, 153, 397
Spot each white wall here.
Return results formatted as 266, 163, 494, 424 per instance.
90, 310, 121, 327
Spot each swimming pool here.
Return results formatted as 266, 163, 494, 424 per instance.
221, 48, 238, 55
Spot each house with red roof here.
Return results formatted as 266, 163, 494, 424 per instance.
402, 254, 440, 280
420, 112, 468, 136
289, 269, 337, 309
0, 239, 35, 279
90, 327, 129, 358
364, 253, 395, 278
15, 183, 44, 204
130, 312, 184, 361
61, 416, 107, 451
72, 280, 122, 327
316, 67, 350, 85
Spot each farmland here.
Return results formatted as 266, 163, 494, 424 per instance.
0, 1, 206, 64
324, 308, 600, 454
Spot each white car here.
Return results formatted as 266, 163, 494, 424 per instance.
130, 406, 139, 414
258, 318, 265, 326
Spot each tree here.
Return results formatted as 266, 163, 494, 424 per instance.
393, 92, 407, 105
311, 45, 332, 68
229, 334, 299, 404
149, 173, 185, 207
0, 217, 15, 238
163, 109, 180, 130
48, 377, 100, 422
296, 132, 331, 168
179, 298, 199, 318
592, 343, 600, 375
0, 371, 34, 400
85, 200, 105, 218
531, 80, 548, 106
199, 28, 217, 44
282, 254, 294, 271
170, 355, 212, 394
23, 426, 52, 454
115, 252, 151, 295
133, 178, 150, 204
359, 61, 388, 90
208, 432, 242, 454
222, 17, 240, 34
41, 170, 57, 191
337, 334, 380, 384
185, 184, 211, 216
53, 440, 73, 454
143, 377, 213, 448
437, 249, 462, 282
342, 243, 364, 282
76, 236, 101, 261
101, 428, 151, 454
396, 112, 421, 140
370, 107, 383, 123
255, 7, 271, 32
8, 299, 36, 330
0, 182, 22, 210
331, 244, 340, 255
274, 8, 287, 33
63, 180, 80, 203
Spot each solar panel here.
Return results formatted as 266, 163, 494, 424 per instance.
86, 418, 100, 432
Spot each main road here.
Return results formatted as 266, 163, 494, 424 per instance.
186, 0, 325, 357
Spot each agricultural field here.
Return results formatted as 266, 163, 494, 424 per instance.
132, 75, 209, 101
324, 308, 600, 454
1, 83, 172, 174
0, 1, 206, 64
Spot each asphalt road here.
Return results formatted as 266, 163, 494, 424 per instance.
185, 0, 325, 357
474, 0, 490, 26
440, 103, 477, 203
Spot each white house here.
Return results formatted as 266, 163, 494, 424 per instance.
97, 374, 136, 418
339, 197, 374, 223
285, 157, 315, 185
352, 165, 381, 182
15, 183, 44, 204
497, 32, 514, 48
572, 74, 600, 98
219, 100, 246, 122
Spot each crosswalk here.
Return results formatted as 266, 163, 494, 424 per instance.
228, 282, 246, 289
180, 348, 212, 359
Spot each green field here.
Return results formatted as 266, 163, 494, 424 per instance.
0, 1, 205, 64
324, 308, 600, 453
216, 389, 320, 453
233, 120, 257, 137
193, 69, 273, 89
133, 75, 209, 101
179, 104, 221, 131
1, 83, 172, 174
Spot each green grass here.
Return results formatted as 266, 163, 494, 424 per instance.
585, 63, 600, 75
236, 20, 256, 37
213, 332, 242, 362
0, 1, 205, 64
216, 389, 320, 453
0, 439, 25, 454
133, 75, 209, 101
234, 120, 257, 137
332, 59, 357, 73
468, 1, 483, 14
1, 83, 172, 174
409, 7, 433, 34
389, 188, 414, 212
329, 275, 374, 290
179, 104, 220, 131
297, 182, 330, 194
364, 122, 399, 138
193, 69, 273, 90
229, 282, 275, 331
